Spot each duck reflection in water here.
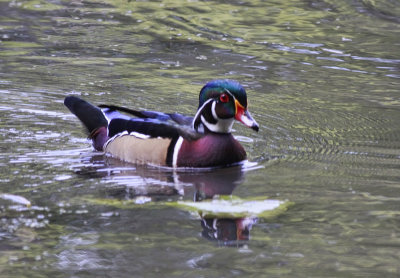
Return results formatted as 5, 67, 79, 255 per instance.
181, 166, 257, 247
76, 154, 257, 246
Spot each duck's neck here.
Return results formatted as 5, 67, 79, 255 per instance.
200, 116, 235, 134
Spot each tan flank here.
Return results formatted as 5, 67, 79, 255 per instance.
105, 135, 171, 165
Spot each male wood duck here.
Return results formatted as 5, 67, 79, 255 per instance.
64, 79, 259, 168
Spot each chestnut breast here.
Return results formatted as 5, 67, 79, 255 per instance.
176, 133, 246, 168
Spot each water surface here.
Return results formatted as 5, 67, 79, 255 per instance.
1, 0, 399, 277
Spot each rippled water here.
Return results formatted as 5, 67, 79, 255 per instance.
1, 0, 399, 277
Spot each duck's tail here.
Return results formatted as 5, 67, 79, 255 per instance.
64, 96, 109, 151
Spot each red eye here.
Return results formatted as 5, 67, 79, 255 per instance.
219, 93, 229, 103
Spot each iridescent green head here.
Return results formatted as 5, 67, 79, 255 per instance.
193, 79, 259, 133
199, 79, 248, 108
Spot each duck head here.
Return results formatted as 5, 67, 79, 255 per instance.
192, 80, 259, 133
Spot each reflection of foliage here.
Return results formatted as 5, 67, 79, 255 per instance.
168, 195, 292, 219
83, 195, 291, 219
95, 0, 329, 59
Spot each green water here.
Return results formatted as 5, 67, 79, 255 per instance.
1, 0, 399, 277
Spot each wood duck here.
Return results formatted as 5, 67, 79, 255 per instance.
64, 79, 259, 168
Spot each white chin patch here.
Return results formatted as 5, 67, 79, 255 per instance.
201, 115, 234, 133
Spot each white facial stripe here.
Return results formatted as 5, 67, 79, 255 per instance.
172, 136, 184, 168
191, 98, 214, 130
211, 101, 218, 120
224, 89, 234, 98
201, 115, 234, 133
